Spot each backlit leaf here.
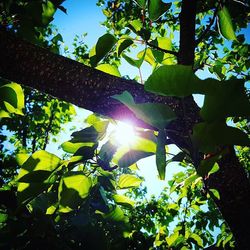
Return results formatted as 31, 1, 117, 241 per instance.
113, 194, 135, 209
96, 64, 121, 77
112, 91, 176, 129
118, 174, 142, 189
59, 172, 92, 213
217, 6, 237, 41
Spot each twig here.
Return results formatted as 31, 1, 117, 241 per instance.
146, 41, 179, 57
195, 7, 219, 45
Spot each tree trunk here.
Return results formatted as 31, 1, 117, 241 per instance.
0, 26, 249, 249
178, 1, 250, 249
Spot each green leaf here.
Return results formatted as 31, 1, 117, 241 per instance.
70, 122, 108, 143
117, 37, 133, 56
148, 0, 171, 21
137, 48, 156, 66
113, 194, 135, 209
145, 65, 215, 97
129, 19, 143, 33
152, 37, 173, 65
117, 174, 142, 189
190, 233, 203, 247
16, 153, 29, 166
166, 231, 179, 246
42, 1, 56, 25
135, 0, 146, 8
200, 79, 250, 121
209, 188, 220, 200
112, 91, 176, 129
17, 182, 50, 205
156, 130, 166, 180
59, 172, 92, 213
0, 82, 24, 116
197, 155, 221, 177
123, 51, 145, 69
90, 33, 117, 67
112, 131, 157, 167
96, 64, 121, 77
217, 6, 237, 41
103, 206, 125, 221
116, 150, 153, 168
17, 150, 61, 181
192, 122, 250, 153
61, 141, 95, 154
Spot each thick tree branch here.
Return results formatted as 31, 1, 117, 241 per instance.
0, 30, 199, 149
0, 29, 249, 249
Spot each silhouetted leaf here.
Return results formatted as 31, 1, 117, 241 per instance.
156, 129, 166, 180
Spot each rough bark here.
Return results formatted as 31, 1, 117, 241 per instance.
0, 15, 249, 249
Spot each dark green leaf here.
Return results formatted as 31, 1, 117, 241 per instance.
117, 38, 133, 56
200, 79, 250, 121
90, 33, 117, 67
145, 65, 216, 97
192, 122, 250, 153
148, 0, 171, 21
156, 129, 166, 180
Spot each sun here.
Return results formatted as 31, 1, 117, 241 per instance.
111, 121, 137, 146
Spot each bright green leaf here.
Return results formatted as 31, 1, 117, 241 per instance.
103, 206, 125, 221
209, 188, 220, 200
59, 172, 92, 213
145, 65, 216, 97
113, 194, 135, 209
118, 174, 142, 189
217, 6, 237, 41
190, 233, 203, 247
96, 64, 121, 77
166, 231, 179, 246
0, 82, 24, 116
17, 150, 61, 181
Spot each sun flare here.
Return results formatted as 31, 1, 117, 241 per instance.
111, 121, 137, 146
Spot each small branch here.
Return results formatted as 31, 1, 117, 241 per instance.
146, 41, 179, 57
43, 110, 55, 150
195, 7, 218, 45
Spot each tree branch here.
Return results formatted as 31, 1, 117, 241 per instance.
195, 7, 218, 45
145, 41, 179, 57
